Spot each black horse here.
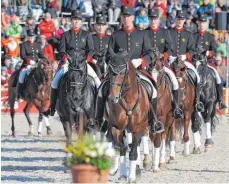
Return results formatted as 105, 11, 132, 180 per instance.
56, 54, 96, 145
192, 47, 218, 153
8, 58, 53, 137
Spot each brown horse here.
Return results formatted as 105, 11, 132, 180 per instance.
8, 58, 53, 137
172, 59, 195, 157
106, 52, 149, 182
144, 54, 175, 172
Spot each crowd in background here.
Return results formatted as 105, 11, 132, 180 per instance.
1, 0, 229, 88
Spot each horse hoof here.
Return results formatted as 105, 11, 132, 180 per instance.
28, 132, 34, 136
128, 179, 136, 184
182, 151, 190, 157
153, 168, 160, 173
109, 167, 118, 176
159, 162, 166, 168
12, 132, 16, 137
169, 156, 175, 160
193, 147, 201, 154
136, 165, 141, 181
205, 139, 214, 147
118, 176, 127, 182
38, 132, 42, 137
143, 161, 152, 171
47, 129, 52, 135
205, 147, 212, 152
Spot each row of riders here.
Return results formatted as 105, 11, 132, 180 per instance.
16, 7, 227, 132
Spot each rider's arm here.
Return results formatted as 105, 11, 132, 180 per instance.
164, 30, 173, 61
185, 32, 195, 62
208, 33, 217, 58
58, 32, 67, 61
140, 31, 153, 68
86, 33, 95, 63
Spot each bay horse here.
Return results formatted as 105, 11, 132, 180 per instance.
192, 48, 218, 153
146, 53, 175, 172
8, 57, 53, 137
56, 54, 96, 146
106, 51, 150, 182
172, 58, 196, 157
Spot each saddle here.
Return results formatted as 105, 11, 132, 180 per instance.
186, 69, 197, 87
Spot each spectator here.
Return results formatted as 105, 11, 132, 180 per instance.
38, 13, 55, 40
51, 60, 58, 73
55, 17, 70, 39
6, 15, 23, 38
167, 7, 177, 28
1, 66, 10, 86
184, 13, 198, 33
121, 0, 135, 8
168, 0, 182, 14
184, 0, 199, 17
45, 0, 58, 19
108, 0, 121, 23
1, 7, 10, 38
216, 0, 227, 11
215, 53, 227, 86
2, 56, 13, 75
29, 0, 44, 21
92, 0, 108, 21
40, 35, 55, 62
1, 1, 13, 15
64, 0, 85, 12
134, 8, 149, 29
21, 15, 36, 40
15, 0, 29, 21
216, 33, 228, 58
152, 0, 167, 17
197, 0, 214, 20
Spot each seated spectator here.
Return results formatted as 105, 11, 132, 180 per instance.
121, 0, 135, 8
29, 0, 44, 21
108, 0, 121, 23
186, 0, 199, 18
167, 7, 176, 28
152, 0, 167, 17
21, 15, 36, 41
64, 0, 85, 12
197, 0, 214, 20
216, 0, 227, 11
38, 13, 56, 40
1, 66, 10, 86
1, 7, 10, 38
215, 53, 227, 86
92, 0, 108, 21
6, 15, 23, 39
184, 13, 198, 33
55, 17, 70, 39
168, 0, 182, 14
45, 0, 58, 19
40, 35, 55, 62
16, 0, 29, 21
216, 34, 228, 58
1, 1, 13, 16
134, 8, 149, 30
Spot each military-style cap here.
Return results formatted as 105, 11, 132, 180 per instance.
71, 9, 82, 20
27, 30, 35, 36
198, 13, 207, 22
121, 5, 134, 16
96, 15, 107, 25
148, 9, 159, 18
176, 10, 186, 19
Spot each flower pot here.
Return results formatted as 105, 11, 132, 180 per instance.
71, 164, 108, 183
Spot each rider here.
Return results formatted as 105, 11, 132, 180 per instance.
16, 29, 44, 100
95, 5, 164, 133
43, 9, 101, 117
193, 13, 227, 109
145, 9, 183, 119
168, 10, 204, 112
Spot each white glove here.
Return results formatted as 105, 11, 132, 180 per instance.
92, 59, 97, 64
180, 55, 187, 61
169, 56, 177, 64
30, 60, 36, 65
206, 51, 209, 56
132, 58, 142, 68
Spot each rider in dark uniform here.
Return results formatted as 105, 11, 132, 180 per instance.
193, 14, 227, 109
43, 9, 101, 117
16, 30, 44, 100
168, 10, 204, 112
145, 9, 183, 119
95, 5, 164, 133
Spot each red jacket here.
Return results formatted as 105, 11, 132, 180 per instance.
43, 43, 54, 62
38, 20, 56, 39
121, 0, 135, 8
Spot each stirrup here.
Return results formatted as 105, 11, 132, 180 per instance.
173, 108, 184, 119
195, 102, 204, 112
150, 121, 164, 133
219, 102, 227, 110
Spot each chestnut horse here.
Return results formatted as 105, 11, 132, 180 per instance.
106, 52, 149, 182
8, 58, 53, 137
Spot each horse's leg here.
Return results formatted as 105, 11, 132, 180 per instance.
152, 133, 161, 172
23, 102, 34, 136
142, 131, 151, 171
10, 99, 16, 137
61, 118, 72, 146
160, 133, 166, 167
129, 134, 141, 182
43, 116, 52, 135
183, 112, 191, 157
169, 121, 176, 161
118, 130, 127, 182
37, 113, 43, 137
193, 130, 201, 154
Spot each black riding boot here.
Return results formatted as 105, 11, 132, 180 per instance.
43, 88, 58, 116
172, 90, 184, 119
94, 96, 106, 130
150, 98, 164, 133
15, 83, 23, 101
216, 84, 227, 109
195, 83, 205, 112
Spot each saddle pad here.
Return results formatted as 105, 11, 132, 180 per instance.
186, 69, 196, 87
140, 79, 153, 99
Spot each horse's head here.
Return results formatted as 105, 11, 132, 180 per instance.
36, 57, 53, 83
174, 59, 187, 81
192, 45, 207, 73
108, 50, 129, 104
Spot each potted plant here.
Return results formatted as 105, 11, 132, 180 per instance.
64, 134, 115, 183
